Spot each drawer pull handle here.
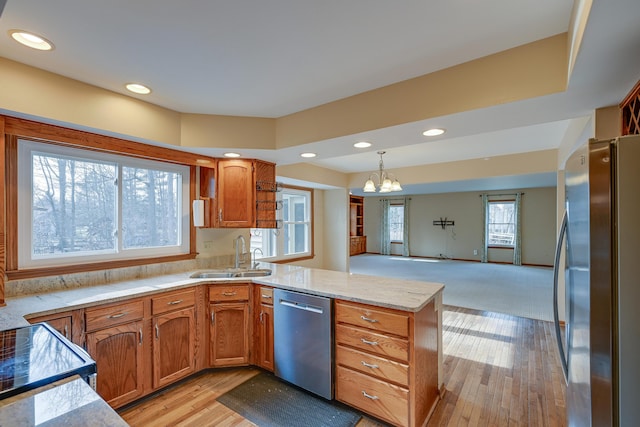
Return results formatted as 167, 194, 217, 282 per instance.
211, 312, 215, 324
139, 329, 143, 345
361, 338, 378, 346
259, 311, 264, 324
223, 291, 237, 296
360, 315, 379, 323
362, 391, 379, 400
361, 361, 379, 369
167, 299, 183, 305
155, 324, 159, 339
108, 312, 126, 319
262, 294, 272, 299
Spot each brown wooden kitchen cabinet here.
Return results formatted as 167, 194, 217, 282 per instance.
350, 195, 366, 255
209, 284, 250, 366
335, 299, 439, 427
85, 299, 145, 408
151, 289, 196, 389
29, 309, 85, 345
217, 159, 255, 228
253, 285, 274, 371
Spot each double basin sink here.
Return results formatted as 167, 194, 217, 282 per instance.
190, 268, 272, 279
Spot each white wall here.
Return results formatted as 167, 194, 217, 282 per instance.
321, 189, 350, 272
364, 187, 557, 266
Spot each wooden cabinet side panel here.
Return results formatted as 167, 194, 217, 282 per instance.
411, 300, 440, 426
86, 321, 144, 408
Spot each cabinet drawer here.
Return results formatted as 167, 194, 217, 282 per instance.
336, 344, 409, 387
85, 300, 144, 332
152, 289, 196, 315
209, 284, 250, 302
336, 324, 409, 362
336, 365, 409, 427
259, 286, 273, 305
336, 301, 409, 338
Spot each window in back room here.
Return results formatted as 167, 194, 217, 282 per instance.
487, 201, 516, 247
17, 139, 190, 268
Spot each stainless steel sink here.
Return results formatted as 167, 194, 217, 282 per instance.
190, 268, 271, 279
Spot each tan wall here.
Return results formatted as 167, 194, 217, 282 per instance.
364, 187, 557, 266
277, 34, 568, 147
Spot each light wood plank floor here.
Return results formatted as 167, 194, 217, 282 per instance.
119, 306, 566, 427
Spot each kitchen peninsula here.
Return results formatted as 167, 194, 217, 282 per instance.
1, 262, 444, 427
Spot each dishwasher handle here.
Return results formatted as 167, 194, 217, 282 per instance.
279, 299, 324, 314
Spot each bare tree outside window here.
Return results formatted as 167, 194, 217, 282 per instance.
21, 140, 189, 268
389, 204, 404, 242
487, 201, 515, 246
32, 153, 116, 255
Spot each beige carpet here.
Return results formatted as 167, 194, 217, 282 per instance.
349, 254, 554, 321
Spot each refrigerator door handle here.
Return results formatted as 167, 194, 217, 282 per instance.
553, 210, 569, 383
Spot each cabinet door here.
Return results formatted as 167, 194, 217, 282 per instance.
30, 315, 72, 341
86, 321, 144, 408
217, 159, 255, 228
210, 302, 249, 366
153, 307, 196, 389
256, 303, 274, 371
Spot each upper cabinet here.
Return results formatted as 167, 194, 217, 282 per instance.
217, 159, 255, 228
197, 158, 278, 229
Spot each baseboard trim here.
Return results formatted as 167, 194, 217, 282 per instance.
355, 253, 552, 268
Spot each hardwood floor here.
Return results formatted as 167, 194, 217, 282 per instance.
119, 306, 566, 427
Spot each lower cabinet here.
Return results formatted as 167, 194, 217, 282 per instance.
86, 320, 145, 408
29, 313, 72, 340
253, 286, 274, 371
209, 284, 250, 366
152, 307, 196, 388
334, 299, 440, 427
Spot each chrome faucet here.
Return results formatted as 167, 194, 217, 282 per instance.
234, 235, 246, 269
252, 248, 263, 269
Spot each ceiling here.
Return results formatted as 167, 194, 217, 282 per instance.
1, 0, 639, 194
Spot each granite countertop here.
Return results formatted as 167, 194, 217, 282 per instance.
0, 376, 128, 427
1, 262, 444, 331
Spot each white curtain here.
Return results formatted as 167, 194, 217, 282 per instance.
402, 197, 410, 257
513, 193, 523, 265
380, 199, 391, 255
480, 194, 489, 263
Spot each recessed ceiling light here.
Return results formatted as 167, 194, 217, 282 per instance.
354, 141, 372, 148
300, 152, 316, 158
9, 30, 54, 51
224, 152, 241, 158
125, 83, 152, 95
422, 128, 446, 137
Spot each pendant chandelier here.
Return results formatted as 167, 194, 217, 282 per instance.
363, 151, 402, 193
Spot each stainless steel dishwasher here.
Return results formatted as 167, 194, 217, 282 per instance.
273, 289, 333, 399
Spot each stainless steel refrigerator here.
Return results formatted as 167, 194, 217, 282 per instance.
553, 135, 640, 426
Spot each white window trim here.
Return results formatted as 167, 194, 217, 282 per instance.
251, 186, 312, 262
487, 200, 516, 248
17, 139, 190, 268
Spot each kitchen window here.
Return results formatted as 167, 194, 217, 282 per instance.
251, 186, 313, 261
486, 201, 516, 247
17, 140, 190, 268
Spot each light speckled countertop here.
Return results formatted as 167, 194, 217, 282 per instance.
1, 262, 444, 331
0, 376, 128, 427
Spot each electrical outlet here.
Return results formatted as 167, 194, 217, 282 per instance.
203, 241, 213, 249
473, 249, 478, 255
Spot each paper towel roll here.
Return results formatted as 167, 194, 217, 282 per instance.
193, 200, 205, 227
